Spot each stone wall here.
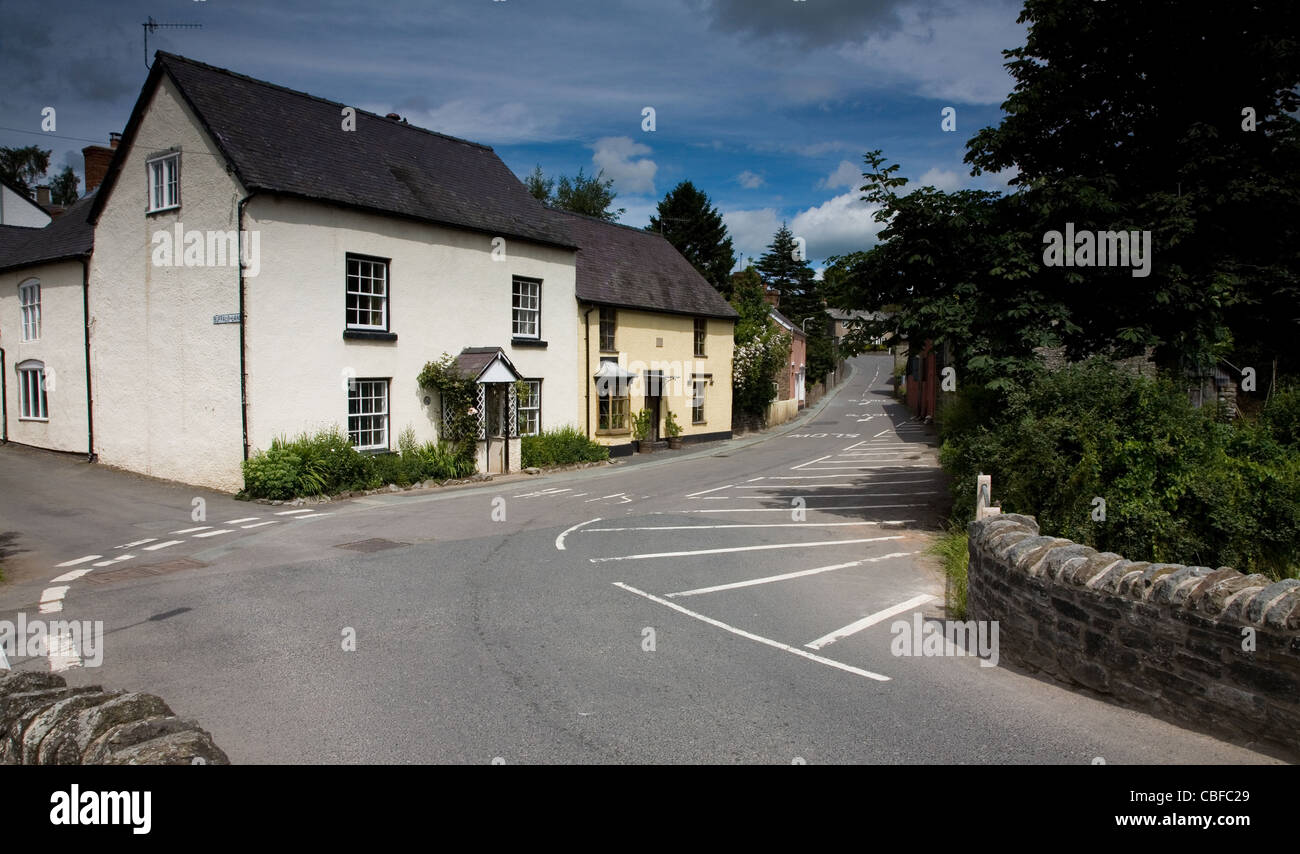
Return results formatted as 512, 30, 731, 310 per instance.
0, 671, 229, 765
967, 513, 1300, 756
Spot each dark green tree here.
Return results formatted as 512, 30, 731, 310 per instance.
648, 181, 736, 297
524, 166, 624, 221
0, 146, 51, 195
524, 165, 553, 203
965, 0, 1300, 374
50, 165, 79, 206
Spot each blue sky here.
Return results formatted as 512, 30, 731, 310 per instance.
2, 0, 1025, 271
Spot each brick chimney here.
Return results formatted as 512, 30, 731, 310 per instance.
35, 185, 51, 206
82, 133, 118, 194
763, 287, 780, 309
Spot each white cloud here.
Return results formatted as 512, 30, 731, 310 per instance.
916, 167, 963, 191
725, 191, 884, 267
821, 159, 861, 190
395, 100, 561, 145
736, 170, 765, 189
590, 136, 657, 195
789, 191, 885, 260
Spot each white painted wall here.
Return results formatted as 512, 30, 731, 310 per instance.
0, 184, 51, 228
0, 261, 89, 452
88, 75, 247, 491
243, 195, 579, 459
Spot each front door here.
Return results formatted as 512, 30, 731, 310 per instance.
485, 384, 507, 473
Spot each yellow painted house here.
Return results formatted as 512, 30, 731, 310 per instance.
552, 210, 737, 455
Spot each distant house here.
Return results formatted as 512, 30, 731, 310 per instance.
1, 52, 733, 488
0, 179, 52, 228
826, 308, 889, 349
768, 306, 807, 408
556, 209, 737, 454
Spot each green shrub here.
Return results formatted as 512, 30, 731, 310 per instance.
521, 426, 610, 468
940, 360, 1300, 579
271, 426, 376, 495
928, 525, 970, 620
404, 440, 476, 481
370, 452, 411, 487
242, 447, 303, 500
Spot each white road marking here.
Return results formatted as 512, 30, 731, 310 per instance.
275, 509, 316, 516
226, 517, 261, 524
91, 554, 135, 568
744, 474, 936, 482
171, 526, 211, 534
684, 505, 922, 514
570, 493, 589, 498
686, 484, 733, 498
668, 552, 918, 598
613, 583, 890, 682
50, 568, 93, 584
513, 487, 572, 498
586, 521, 891, 532
38, 586, 69, 614
293, 513, 331, 520
585, 493, 630, 503
791, 455, 831, 470
589, 535, 904, 563
54, 555, 101, 568
555, 517, 601, 550
143, 539, 184, 550
873, 428, 893, 437
47, 625, 81, 672
241, 521, 278, 529
805, 593, 938, 650
115, 538, 157, 549
191, 529, 232, 538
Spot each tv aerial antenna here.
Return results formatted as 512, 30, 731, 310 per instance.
142, 16, 203, 69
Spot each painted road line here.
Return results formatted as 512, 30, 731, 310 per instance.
191, 529, 232, 538
739, 478, 937, 485
791, 455, 832, 470
585, 521, 892, 532
713, 490, 937, 499
668, 552, 918, 598
613, 583, 890, 682
38, 586, 69, 615
275, 509, 316, 516
50, 568, 94, 584
115, 538, 157, 549
555, 517, 601, 551
292, 513, 332, 520
685, 505, 922, 515
48, 625, 81, 672
241, 521, 278, 529
686, 484, 733, 498
143, 539, 184, 551
589, 535, 904, 563
570, 493, 590, 498
873, 429, 893, 438
54, 555, 102, 568
170, 526, 211, 534
91, 554, 135, 568
225, 517, 261, 524
585, 493, 626, 502
805, 593, 938, 651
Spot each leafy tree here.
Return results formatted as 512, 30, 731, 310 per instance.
524, 165, 553, 203
729, 266, 770, 344
0, 146, 51, 195
525, 165, 624, 222
756, 224, 817, 320
648, 181, 736, 297
50, 166, 79, 206
964, 0, 1300, 375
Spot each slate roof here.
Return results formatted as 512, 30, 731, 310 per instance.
90, 52, 574, 250
455, 347, 522, 382
0, 193, 96, 273
551, 209, 738, 321
770, 306, 806, 336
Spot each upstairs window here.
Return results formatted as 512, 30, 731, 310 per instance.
693, 317, 707, 357
146, 152, 180, 212
17, 360, 47, 420
599, 306, 616, 352
19, 279, 40, 341
512, 277, 540, 338
346, 255, 389, 331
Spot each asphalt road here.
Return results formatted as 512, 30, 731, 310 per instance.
0, 354, 1285, 763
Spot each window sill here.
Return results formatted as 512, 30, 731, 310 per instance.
18, 417, 49, 423
692, 421, 707, 426
595, 429, 630, 436
343, 329, 398, 342
599, 349, 618, 355
512, 337, 547, 348
145, 205, 180, 217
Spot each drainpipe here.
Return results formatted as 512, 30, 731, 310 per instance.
237, 194, 254, 460
583, 305, 595, 437
0, 346, 7, 444
81, 258, 96, 461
